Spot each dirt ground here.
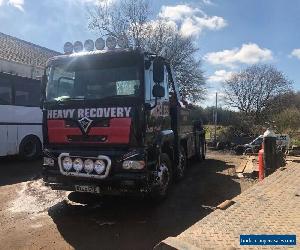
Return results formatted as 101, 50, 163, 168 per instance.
0, 150, 256, 250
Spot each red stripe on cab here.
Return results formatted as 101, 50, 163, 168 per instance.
47, 118, 131, 144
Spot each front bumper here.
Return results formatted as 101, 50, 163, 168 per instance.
43, 169, 150, 195
43, 148, 154, 195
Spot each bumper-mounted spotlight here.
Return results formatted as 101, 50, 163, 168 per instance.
106, 36, 117, 50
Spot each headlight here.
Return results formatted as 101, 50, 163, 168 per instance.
62, 157, 73, 171
84, 159, 94, 173
84, 39, 94, 51
63, 42, 73, 54
73, 158, 83, 172
95, 37, 105, 50
117, 35, 128, 48
122, 160, 145, 170
73, 41, 83, 53
106, 36, 117, 49
94, 159, 105, 174
44, 157, 54, 166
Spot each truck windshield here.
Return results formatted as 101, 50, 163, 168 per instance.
46, 65, 141, 101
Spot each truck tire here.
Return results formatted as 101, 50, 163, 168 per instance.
175, 146, 187, 181
151, 153, 173, 201
19, 135, 42, 160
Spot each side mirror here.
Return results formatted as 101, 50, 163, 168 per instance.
153, 57, 164, 84
152, 84, 165, 98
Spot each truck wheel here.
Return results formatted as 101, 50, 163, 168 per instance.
244, 148, 252, 155
19, 136, 42, 160
175, 146, 187, 181
151, 153, 173, 201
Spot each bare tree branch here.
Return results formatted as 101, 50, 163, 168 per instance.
223, 64, 292, 121
87, 0, 206, 102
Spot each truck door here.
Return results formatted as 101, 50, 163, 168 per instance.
151, 66, 170, 131
145, 63, 171, 139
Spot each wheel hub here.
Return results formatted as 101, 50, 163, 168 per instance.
157, 163, 169, 188
24, 142, 36, 157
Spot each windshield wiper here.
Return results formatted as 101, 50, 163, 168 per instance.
97, 95, 135, 101
56, 97, 85, 101
45, 95, 137, 104
45, 96, 85, 104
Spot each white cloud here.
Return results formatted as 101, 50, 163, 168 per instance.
290, 49, 300, 59
159, 4, 227, 37
204, 43, 273, 68
159, 5, 201, 21
8, 0, 24, 11
0, 0, 24, 10
202, 0, 214, 5
84, 0, 115, 5
62, 0, 114, 7
207, 70, 234, 83
180, 15, 226, 37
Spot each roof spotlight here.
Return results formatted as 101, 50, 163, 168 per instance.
73, 41, 83, 53
117, 35, 128, 49
106, 36, 117, 50
95, 38, 105, 50
84, 39, 94, 51
63, 42, 73, 54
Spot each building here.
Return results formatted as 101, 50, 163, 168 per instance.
0, 32, 60, 79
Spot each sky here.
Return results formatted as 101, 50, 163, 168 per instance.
0, 0, 299, 107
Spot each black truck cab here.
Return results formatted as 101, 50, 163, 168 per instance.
42, 49, 206, 199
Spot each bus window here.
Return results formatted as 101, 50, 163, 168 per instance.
0, 84, 12, 105
14, 80, 40, 107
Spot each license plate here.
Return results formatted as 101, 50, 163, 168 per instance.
75, 185, 100, 194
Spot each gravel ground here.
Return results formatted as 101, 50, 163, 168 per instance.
0, 151, 256, 250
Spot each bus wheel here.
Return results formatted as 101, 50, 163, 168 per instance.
175, 146, 187, 181
151, 153, 173, 201
19, 136, 42, 160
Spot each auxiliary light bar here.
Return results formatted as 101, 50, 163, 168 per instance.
63, 35, 128, 54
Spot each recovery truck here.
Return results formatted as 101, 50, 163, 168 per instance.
42, 40, 206, 200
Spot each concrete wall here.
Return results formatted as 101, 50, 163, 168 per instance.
0, 59, 44, 79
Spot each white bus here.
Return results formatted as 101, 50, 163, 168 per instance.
0, 73, 43, 159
